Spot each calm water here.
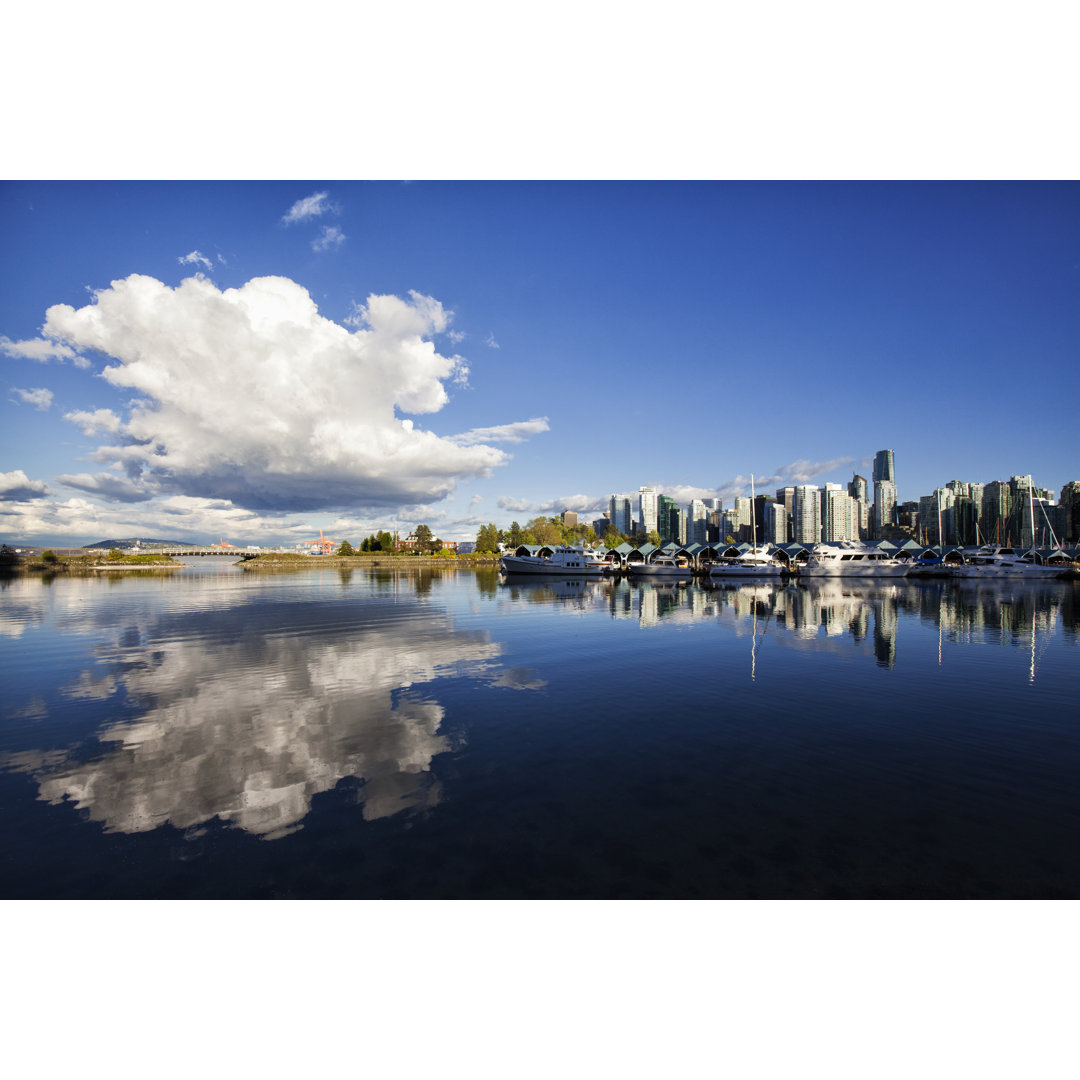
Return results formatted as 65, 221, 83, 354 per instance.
2, 562, 1078, 899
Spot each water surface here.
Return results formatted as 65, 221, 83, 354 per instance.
2, 565, 1078, 898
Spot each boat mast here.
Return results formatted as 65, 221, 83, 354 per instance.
751, 473, 757, 552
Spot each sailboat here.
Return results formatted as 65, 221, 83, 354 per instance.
710, 474, 785, 578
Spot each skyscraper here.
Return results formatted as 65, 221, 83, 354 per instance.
873, 450, 895, 485
872, 449, 897, 538
657, 494, 678, 542
638, 486, 657, 536
793, 485, 822, 544
687, 499, 707, 545
608, 495, 632, 535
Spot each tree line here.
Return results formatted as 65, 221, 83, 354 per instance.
474, 517, 664, 554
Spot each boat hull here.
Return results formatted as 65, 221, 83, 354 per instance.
799, 563, 909, 577
709, 563, 784, 578
499, 556, 606, 576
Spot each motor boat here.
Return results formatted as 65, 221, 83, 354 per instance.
499, 544, 609, 576
709, 544, 785, 578
629, 554, 693, 577
798, 540, 910, 577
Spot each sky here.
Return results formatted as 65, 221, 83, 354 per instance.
2, 180, 1078, 547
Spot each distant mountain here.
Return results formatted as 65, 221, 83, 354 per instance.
83, 538, 188, 550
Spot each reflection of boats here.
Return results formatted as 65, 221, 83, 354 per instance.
710, 543, 785, 578
501, 577, 608, 600
629, 554, 692, 577
499, 544, 608, 576
799, 541, 909, 577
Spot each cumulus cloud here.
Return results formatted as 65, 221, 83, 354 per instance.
0, 470, 50, 501
312, 225, 346, 252
38, 274, 539, 512
282, 191, 337, 224
453, 417, 550, 446
178, 250, 213, 272
446, 329, 466, 344
11, 387, 53, 410
484, 332, 500, 349
63, 407, 122, 436
1, 335, 87, 366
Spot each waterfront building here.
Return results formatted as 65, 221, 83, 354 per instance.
608, 495, 632, 535
873, 449, 895, 485
776, 486, 796, 520
561, 510, 578, 528
873, 480, 897, 538
766, 501, 789, 544
872, 449, 897, 539
792, 485, 822, 544
733, 496, 752, 542
822, 485, 859, 542
720, 510, 740, 542
638, 487, 658, 536
673, 507, 687, 545
849, 474, 868, 503
657, 494, 678, 542
982, 480, 1012, 545
1060, 481, 1080, 543
687, 499, 707, 545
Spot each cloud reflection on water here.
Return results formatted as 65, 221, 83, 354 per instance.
5, 578, 504, 840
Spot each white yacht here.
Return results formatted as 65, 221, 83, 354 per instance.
949, 546, 1063, 578
629, 554, 693, 577
709, 543, 785, 578
798, 540, 910, 577
499, 544, 609, 576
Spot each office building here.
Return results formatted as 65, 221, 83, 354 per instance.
608, 495, 632, 535
687, 499, 707, 545
638, 487, 657, 536
792, 484, 822, 544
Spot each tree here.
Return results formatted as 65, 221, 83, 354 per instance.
476, 523, 500, 554
527, 517, 562, 546
602, 526, 625, 550
337, 540, 355, 556
376, 530, 394, 551
507, 521, 525, 547
108, 548, 124, 561
414, 524, 434, 553
646, 530, 662, 547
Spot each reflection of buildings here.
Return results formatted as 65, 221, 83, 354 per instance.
7, 581, 506, 840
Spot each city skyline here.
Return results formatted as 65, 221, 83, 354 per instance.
3, 181, 1078, 547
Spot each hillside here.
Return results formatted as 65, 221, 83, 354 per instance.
83, 537, 188, 550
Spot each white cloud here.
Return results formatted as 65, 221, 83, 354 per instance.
484, 332, 500, 349
63, 407, 122, 435
0, 335, 84, 364
719, 458, 854, 498
39, 274, 540, 512
282, 191, 337, 224
446, 329, 466, 344
11, 387, 53, 410
453, 417, 550, 446
178, 250, 213, 272
0, 470, 50, 501
312, 225, 346, 252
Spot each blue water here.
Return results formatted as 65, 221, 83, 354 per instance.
2, 565, 1078, 898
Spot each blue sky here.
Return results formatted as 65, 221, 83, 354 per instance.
2, 180, 1078, 546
